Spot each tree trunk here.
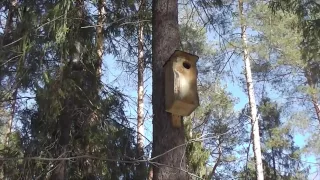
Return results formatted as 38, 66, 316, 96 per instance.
5, 89, 17, 146
304, 68, 320, 124
1, 1, 17, 178
238, 0, 264, 180
3, 0, 18, 146
271, 147, 277, 179
96, 0, 106, 78
50, 1, 86, 179
77, 0, 107, 178
148, 166, 153, 180
151, 0, 188, 179
50, 98, 73, 180
310, 96, 320, 123
208, 142, 222, 179
50, 146, 67, 180
137, 0, 146, 179
1, 0, 17, 45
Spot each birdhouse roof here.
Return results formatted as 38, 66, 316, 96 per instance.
163, 50, 199, 67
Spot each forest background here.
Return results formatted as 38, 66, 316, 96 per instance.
0, 0, 319, 179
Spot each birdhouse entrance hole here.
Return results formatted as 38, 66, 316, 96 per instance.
183, 61, 191, 69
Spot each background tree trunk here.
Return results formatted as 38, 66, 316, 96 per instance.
1, 1, 18, 178
238, 0, 264, 179
148, 166, 153, 180
304, 68, 320, 124
3, 0, 18, 147
96, 0, 106, 78
50, 1, 86, 179
208, 142, 222, 179
151, 0, 188, 179
137, 0, 146, 178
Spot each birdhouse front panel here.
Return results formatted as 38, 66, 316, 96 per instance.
164, 50, 200, 116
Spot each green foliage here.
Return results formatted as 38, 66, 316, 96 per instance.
185, 119, 210, 178
247, 1, 320, 162
269, 0, 320, 54
0, 131, 24, 180
238, 98, 309, 180
258, 98, 309, 179
0, 0, 143, 179
249, 1, 320, 105
185, 82, 248, 179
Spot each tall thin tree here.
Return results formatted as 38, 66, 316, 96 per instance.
96, 0, 106, 78
2, 0, 18, 146
238, 0, 264, 179
151, 0, 188, 179
137, 0, 147, 178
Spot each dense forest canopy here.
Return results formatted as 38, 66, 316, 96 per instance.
0, 0, 319, 179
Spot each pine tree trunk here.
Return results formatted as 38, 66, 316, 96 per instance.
151, 0, 188, 179
1, 1, 17, 178
50, 100, 72, 180
96, 0, 106, 78
208, 142, 222, 179
5, 89, 17, 146
137, 0, 146, 178
148, 167, 153, 180
1, 0, 16, 45
238, 0, 264, 179
271, 147, 277, 179
78, 0, 106, 178
50, 1, 86, 179
310, 97, 320, 123
50, 146, 67, 180
3, 0, 18, 146
305, 69, 320, 124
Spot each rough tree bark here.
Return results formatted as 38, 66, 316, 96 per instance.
3, 0, 18, 147
151, 0, 188, 179
137, 0, 147, 178
238, 0, 264, 179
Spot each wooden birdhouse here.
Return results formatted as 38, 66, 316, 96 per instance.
164, 50, 200, 127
